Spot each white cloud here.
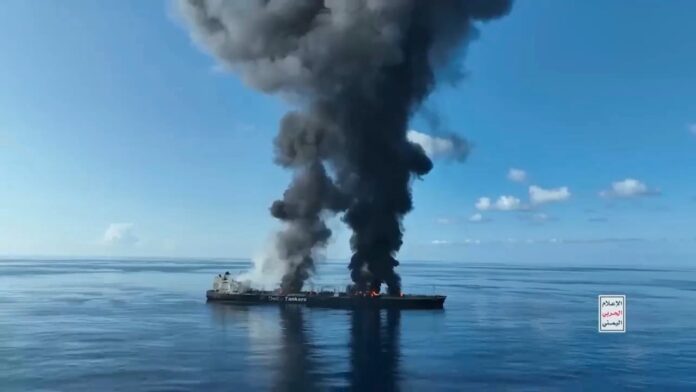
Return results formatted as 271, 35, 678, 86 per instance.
475, 195, 522, 211
507, 168, 527, 183
475, 197, 492, 211
599, 178, 658, 198
430, 239, 480, 246
495, 195, 522, 211
101, 223, 138, 247
469, 213, 484, 222
689, 123, 696, 136
407, 130, 469, 161
529, 185, 571, 205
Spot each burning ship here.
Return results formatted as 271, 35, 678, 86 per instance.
206, 272, 445, 310
181, 0, 514, 315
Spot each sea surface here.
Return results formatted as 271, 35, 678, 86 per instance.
1, 258, 695, 391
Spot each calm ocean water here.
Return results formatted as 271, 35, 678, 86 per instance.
1, 258, 695, 391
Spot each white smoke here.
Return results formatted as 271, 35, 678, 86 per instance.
236, 238, 287, 290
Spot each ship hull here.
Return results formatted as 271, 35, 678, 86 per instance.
206, 290, 308, 305
206, 290, 445, 309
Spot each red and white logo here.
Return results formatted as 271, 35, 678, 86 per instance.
599, 295, 626, 333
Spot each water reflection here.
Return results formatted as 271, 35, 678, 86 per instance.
275, 305, 320, 392
348, 309, 401, 391
208, 304, 402, 391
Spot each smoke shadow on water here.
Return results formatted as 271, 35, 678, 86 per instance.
207, 304, 403, 391
347, 309, 401, 392
275, 305, 320, 392
207, 303, 321, 391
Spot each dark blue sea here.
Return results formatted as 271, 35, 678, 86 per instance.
1, 258, 695, 391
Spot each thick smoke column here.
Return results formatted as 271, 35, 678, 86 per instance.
179, 0, 512, 294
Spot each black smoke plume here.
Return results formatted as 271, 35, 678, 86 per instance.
178, 0, 512, 294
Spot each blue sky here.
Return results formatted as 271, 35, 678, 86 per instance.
0, 1, 694, 263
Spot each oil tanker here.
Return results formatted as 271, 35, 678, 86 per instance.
206, 273, 445, 310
